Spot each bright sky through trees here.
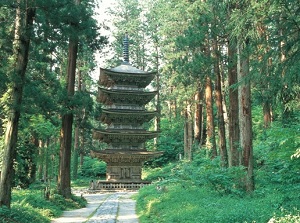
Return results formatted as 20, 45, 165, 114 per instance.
92, 0, 116, 80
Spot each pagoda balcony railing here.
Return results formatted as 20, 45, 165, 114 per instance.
107, 122, 145, 131
108, 85, 144, 91
104, 104, 145, 110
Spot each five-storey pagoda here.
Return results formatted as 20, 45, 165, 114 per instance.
91, 35, 162, 190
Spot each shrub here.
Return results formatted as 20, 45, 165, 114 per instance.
0, 187, 87, 223
79, 156, 106, 178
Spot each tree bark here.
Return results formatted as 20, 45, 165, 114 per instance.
37, 140, 44, 180
72, 68, 82, 180
194, 83, 203, 145
57, 24, 79, 197
213, 38, 227, 167
184, 101, 193, 161
80, 128, 85, 167
44, 139, 49, 182
263, 102, 272, 128
257, 24, 273, 128
73, 122, 79, 180
205, 76, 217, 158
238, 42, 254, 192
228, 39, 240, 166
0, 1, 35, 208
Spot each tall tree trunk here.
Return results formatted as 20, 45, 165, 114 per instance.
44, 139, 49, 182
37, 140, 44, 181
257, 24, 273, 128
0, 1, 35, 208
184, 101, 193, 161
80, 128, 84, 167
194, 83, 203, 145
215, 59, 228, 167
28, 137, 38, 184
57, 2, 79, 197
213, 37, 227, 167
238, 41, 254, 192
154, 44, 160, 148
73, 123, 79, 179
263, 102, 272, 128
205, 76, 217, 158
72, 69, 82, 180
228, 39, 240, 166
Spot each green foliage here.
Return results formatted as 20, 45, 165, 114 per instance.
14, 140, 37, 188
71, 177, 91, 188
146, 118, 184, 167
142, 162, 177, 181
138, 162, 300, 222
145, 155, 247, 196
0, 188, 86, 223
137, 183, 275, 223
254, 120, 300, 185
49, 193, 86, 211
0, 204, 49, 223
138, 120, 300, 222
79, 156, 106, 178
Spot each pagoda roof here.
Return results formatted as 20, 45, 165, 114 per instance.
93, 129, 159, 144
97, 87, 157, 106
90, 149, 163, 163
100, 109, 157, 125
99, 63, 156, 88
110, 62, 147, 73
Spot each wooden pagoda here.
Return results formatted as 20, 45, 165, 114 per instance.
91, 35, 162, 190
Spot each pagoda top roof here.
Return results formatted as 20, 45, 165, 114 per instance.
110, 62, 145, 74
99, 62, 156, 88
104, 62, 155, 75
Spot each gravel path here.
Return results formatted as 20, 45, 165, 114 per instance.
51, 192, 139, 223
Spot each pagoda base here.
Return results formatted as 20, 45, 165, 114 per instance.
90, 180, 151, 191
91, 149, 163, 183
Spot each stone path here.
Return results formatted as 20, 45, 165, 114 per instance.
51, 192, 139, 223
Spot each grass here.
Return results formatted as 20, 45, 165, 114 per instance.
137, 162, 300, 223
0, 182, 87, 223
137, 121, 300, 223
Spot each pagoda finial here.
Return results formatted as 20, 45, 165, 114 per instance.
123, 33, 129, 63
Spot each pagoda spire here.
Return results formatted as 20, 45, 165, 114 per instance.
123, 33, 129, 63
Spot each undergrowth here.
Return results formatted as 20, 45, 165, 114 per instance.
137, 122, 300, 223
0, 184, 87, 223
138, 164, 300, 223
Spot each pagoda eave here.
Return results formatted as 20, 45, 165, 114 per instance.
93, 129, 159, 143
97, 88, 157, 105
99, 109, 157, 125
99, 67, 156, 88
91, 149, 163, 164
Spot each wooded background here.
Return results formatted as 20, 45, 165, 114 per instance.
0, 0, 299, 211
